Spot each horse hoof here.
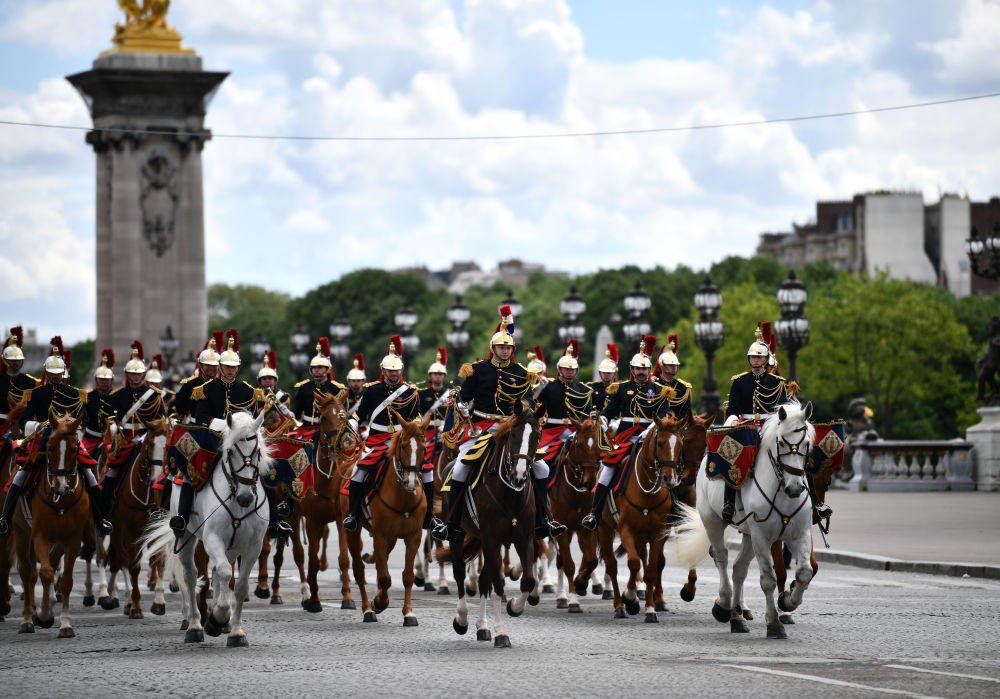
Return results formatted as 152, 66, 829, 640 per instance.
98, 596, 115, 610
303, 601, 322, 613
341, 599, 356, 610
18, 622, 34, 634
613, 607, 627, 619
556, 598, 568, 609
453, 618, 468, 635
372, 597, 388, 614
112, 598, 120, 609
477, 628, 492, 641
742, 607, 754, 621
494, 634, 511, 648
403, 615, 418, 627
204, 614, 224, 637
777, 591, 797, 613
542, 584, 555, 593
151, 603, 166, 616
147, 581, 156, 591
414, 576, 425, 588
226, 635, 249, 647
363, 611, 378, 623
129, 608, 143, 620
33, 615, 54, 629
58, 627, 75, 638
527, 595, 540, 607
779, 612, 794, 625
424, 582, 436, 592
82, 595, 95, 607
602, 590, 613, 601
767, 623, 788, 639
270, 595, 284, 606
184, 628, 204, 643
731, 619, 750, 634
711, 602, 731, 623
679, 587, 695, 603
591, 584, 604, 595
624, 599, 640, 616
180, 619, 189, 630
568, 603, 582, 614
573, 579, 588, 597
362, 553, 375, 564
169, 583, 180, 593
506, 600, 523, 618
254, 587, 270, 600
636, 589, 645, 601
437, 586, 450, 596
123, 603, 131, 616
655, 602, 668, 612
644, 612, 658, 623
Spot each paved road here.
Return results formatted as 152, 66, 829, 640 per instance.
1, 536, 998, 698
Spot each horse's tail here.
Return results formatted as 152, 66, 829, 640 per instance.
665, 501, 710, 570
432, 536, 482, 565
139, 510, 175, 564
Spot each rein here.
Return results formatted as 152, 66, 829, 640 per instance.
739, 425, 812, 537
620, 426, 674, 517
372, 429, 425, 520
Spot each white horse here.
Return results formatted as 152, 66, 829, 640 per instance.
669, 400, 815, 639
142, 411, 273, 647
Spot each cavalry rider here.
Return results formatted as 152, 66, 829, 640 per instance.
342, 336, 425, 532
586, 343, 619, 414
0, 342, 112, 537
171, 331, 223, 423
418, 348, 452, 526
146, 354, 175, 414
654, 335, 693, 421
535, 340, 594, 466
256, 349, 297, 518
82, 349, 116, 459
525, 344, 548, 385
103, 341, 167, 520
344, 352, 366, 416
1, 327, 38, 464
291, 338, 347, 442
431, 307, 566, 543
581, 336, 673, 532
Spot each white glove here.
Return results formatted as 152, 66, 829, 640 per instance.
457, 401, 471, 418
724, 414, 739, 427
348, 418, 359, 432
23, 420, 40, 438
610, 419, 621, 432
599, 415, 609, 431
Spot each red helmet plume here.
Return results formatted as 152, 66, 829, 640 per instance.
130, 339, 144, 360
354, 352, 365, 370
212, 330, 225, 353
641, 335, 657, 358
566, 339, 580, 358
607, 343, 618, 363
225, 329, 239, 352
437, 347, 447, 365
532, 344, 546, 364
317, 337, 331, 357
387, 335, 403, 357
8, 326, 24, 347
266, 350, 277, 369
49, 335, 64, 354
101, 348, 115, 369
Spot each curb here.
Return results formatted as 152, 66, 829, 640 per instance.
813, 549, 1000, 580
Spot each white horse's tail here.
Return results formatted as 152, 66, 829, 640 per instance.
666, 502, 711, 570
138, 511, 206, 595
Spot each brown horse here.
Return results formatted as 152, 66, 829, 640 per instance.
11, 413, 89, 637
103, 415, 170, 619
548, 417, 602, 612
254, 485, 305, 605
418, 437, 457, 594
598, 414, 684, 622
299, 392, 360, 612
0, 398, 28, 621
345, 412, 430, 625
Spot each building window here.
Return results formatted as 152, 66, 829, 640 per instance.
837, 213, 854, 231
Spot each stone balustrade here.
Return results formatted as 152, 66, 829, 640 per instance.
848, 439, 976, 492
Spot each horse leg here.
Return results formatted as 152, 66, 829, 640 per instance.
127, 555, 143, 619
401, 530, 420, 626
576, 530, 599, 599
331, 521, 352, 609
57, 542, 81, 638
303, 518, 324, 612
778, 529, 814, 616
537, 539, 554, 592
558, 533, 580, 612
32, 532, 57, 627
95, 544, 111, 607
371, 532, 392, 615
82, 549, 95, 607
178, 542, 203, 641
202, 538, 233, 637
508, 535, 536, 617
347, 531, 373, 621
749, 531, 783, 638
226, 537, 262, 647
16, 535, 37, 633
466, 554, 479, 596
255, 535, 271, 599
151, 549, 167, 616
619, 530, 642, 617
554, 534, 569, 608
436, 539, 450, 593
599, 522, 624, 617
450, 537, 469, 635
641, 539, 661, 622
414, 532, 427, 589
270, 536, 285, 603
680, 567, 698, 604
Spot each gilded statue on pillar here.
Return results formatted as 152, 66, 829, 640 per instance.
105, 0, 194, 55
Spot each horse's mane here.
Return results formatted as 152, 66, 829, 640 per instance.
492, 403, 536, 442
221, 411, 275, 477
759, 400, 815, 453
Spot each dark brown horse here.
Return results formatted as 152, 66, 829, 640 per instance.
548, 417, 602, 612
0, 398, 28, 621
598, 414, 684, 623
418, 437, 458, 594
11, 413, 89, 637
437, 399, 545, 648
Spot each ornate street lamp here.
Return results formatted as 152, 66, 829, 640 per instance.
774, 270, 810, 385
558, 284, 587, 346
693, 274, 725, 421
158, 325, 179, 389
446, 294, 471, 370
289, 321, 311, 381
395, 302, 420, 377
499, 288, 524, 347
179, 351, 197, 379
966, 221, 1000, 277
328, 314, 352, 375
622, 280, 651, 348
249, 332, 271, 376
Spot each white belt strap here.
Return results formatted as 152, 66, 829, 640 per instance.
124, 388, 155, 420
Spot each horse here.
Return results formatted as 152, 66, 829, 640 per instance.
142, 410, 274, 646
670, 400, 816, 639
254, 487, 303, 605
668, 413, 713, 606
102, 415, 170, 619
416, 437, 458, 594
344, 412, 430, 625
436, 398, 544, 648
597, 413, 684, 622
547, 417, 602, 612
0, 397, 29, 621
298, 392, 360, 612
10, 413, 89, 637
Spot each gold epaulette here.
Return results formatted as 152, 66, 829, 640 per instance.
332, 380, 346, 390
787, 380, 800, 396
458, 363, 474, 379
731, 371, 749, 382
659, 385, 676, 400
253, 387, 267, 403
191, 384, 206, 401
677, 378, 692, 389
22, 389, 32, 403
26, 374, 39, 385
180, 376, 195, 384
78, 389, 89, 402
364, 381, 379, 387
294, 379, 310, 388
606, 382, 620, 395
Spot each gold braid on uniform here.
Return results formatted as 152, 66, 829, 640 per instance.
390, 388, 419, 413
753, 379, 785, 414
49, 389, 85, 419
564, 384, 595, 420
134, 392, 164, 421
628, 384, 675, 422
667, 379, 691, 409
225, 383, 258, 415
496, 366, 532, 413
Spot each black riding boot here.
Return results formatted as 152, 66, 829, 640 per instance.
342, 478, 365, 532
431, 479, 467, 542
100, 474, 118, 519
159, 476, 173, 510
265, 488, 293, 539
421, 479, 435, 530
807, 473, 833, 531
170, 481, 195, 536
533, 476, 567, 539
721, 484, 736, 525
0, 481, 24, 538
581, 482, 611, 532
87, 482, 113, 536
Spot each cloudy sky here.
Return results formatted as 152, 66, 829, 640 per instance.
2, 0, 1000, 344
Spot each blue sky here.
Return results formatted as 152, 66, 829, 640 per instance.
2, 0, 1000, 344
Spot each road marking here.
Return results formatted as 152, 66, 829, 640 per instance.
720, 663, 943, 698
885, 664, 1000, 683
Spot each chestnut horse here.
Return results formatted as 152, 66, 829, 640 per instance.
548, 417, 602, 612
417, 438, 458, 594
344, 412, 430, 625
0, 398, 28, 621
597, 414, 684, 623
11, 413, 89, 637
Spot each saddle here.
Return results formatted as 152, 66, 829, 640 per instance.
705, 424, 759, 488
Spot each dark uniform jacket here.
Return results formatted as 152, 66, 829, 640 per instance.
344, 387, 364, 416
536, 378, 593, 425
172, 375, 210, 422
418, 385, 450, 428
84, 389, 116, 437
19, 382, 88, 428
356, 380, 420, 435
660, 377, 693, 420
585, 380, 611, 415
601, 377, 673, 426
726, 371, 788, 420
1, 372, 37, 416
291, 378, 347, 426
109, 383, 166, 429
457, 358, 532, 419
193, 378, 263, 424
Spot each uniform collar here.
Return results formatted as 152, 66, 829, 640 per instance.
491, 357, 510, 368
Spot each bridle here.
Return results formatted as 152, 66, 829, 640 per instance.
318, 406, 359, 479
561, 424, 600, 494
45, 429, 81, 501
746, 422, 812, 537
493, 417, 537, 492
634, 423, 681, 495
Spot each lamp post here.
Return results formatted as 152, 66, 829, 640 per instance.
328, 314, 352, 377
446, 294, 471, 371
558, 284, 587, 349
693, 274, 724, 421
966, 221, 1000, 406
774, 270, 810, 386
158, 325, 180, 390
499, 288, 524, 347
394, 302, 420, 378
249, 332, 271, 377
179, 351, 197, 380
289, 321, 311, 382
622, 280, 651, 349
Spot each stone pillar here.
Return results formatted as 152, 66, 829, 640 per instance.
966, 407, 1000, 491
66, 52, 227, 372
592, 324, 613, 381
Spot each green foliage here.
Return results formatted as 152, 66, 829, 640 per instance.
207, 283, 292, 388
69, 338, 95, 387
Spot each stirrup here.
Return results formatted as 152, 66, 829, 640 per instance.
547, 519, 567, 538
721, 504, 735, 526
580, 513, 599, 532
342, 514, 359, 532
95, 518, 113, 536
169, 514, 187, 535
276, 501, 292, 519
269, 520, 293, 539
814, 502, 833, 533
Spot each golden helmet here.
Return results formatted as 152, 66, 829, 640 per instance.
44, 338, 67, 375
94, 348, 115, 380
257, 350, 278, 380
380, 335, 404, 372
346, 353, 366, 381
428, 347, 447, 375
198, 330, 224, 367
598, 343, 618, 374
525, 344, 547, 376
490, 305, 516, 348
629, 335, 656, 369
124, 340, 147, 374
2, 327, 25, 363
146, 353, 164, 384
658, 334, 680, 367
556, 339, 580, 370
747, 326, 769, 358
219, 330, 241, 367
310, 338, 332, 369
